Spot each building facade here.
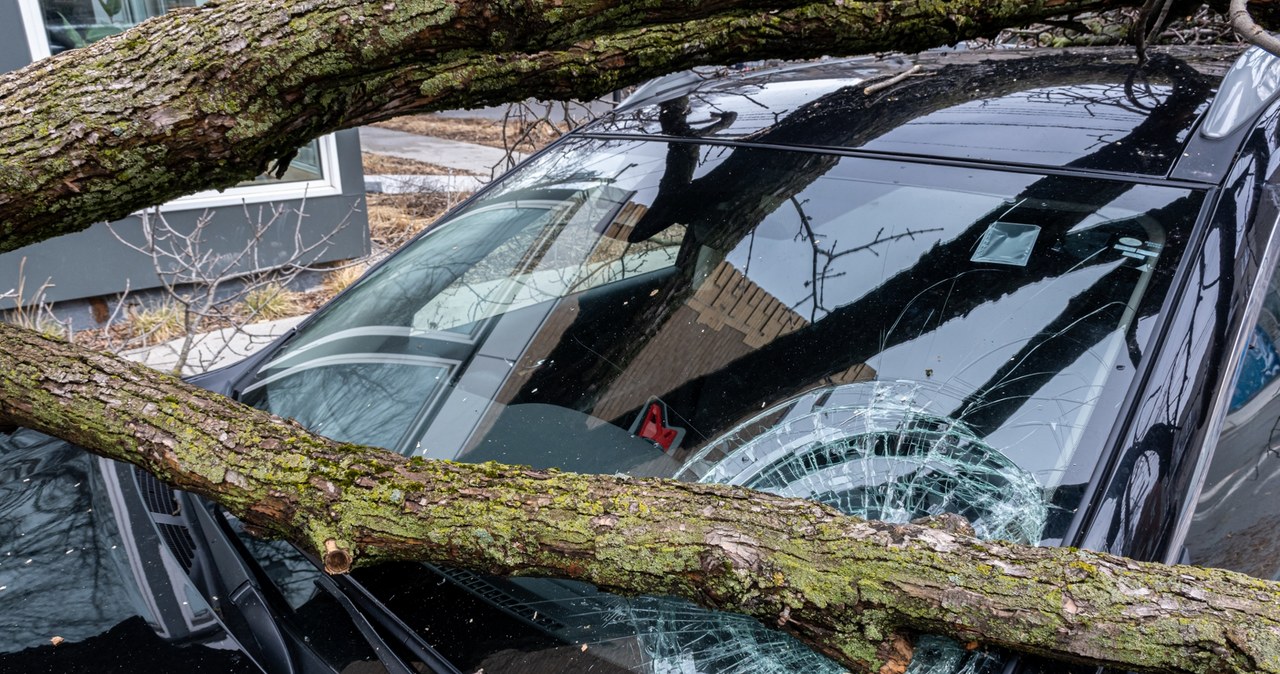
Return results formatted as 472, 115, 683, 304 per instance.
0, 0, 369, 315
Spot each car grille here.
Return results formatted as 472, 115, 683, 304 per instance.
133, 465, 198, 572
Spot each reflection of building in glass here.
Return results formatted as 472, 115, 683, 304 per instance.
689, 261, 809, 348
485, 201, 875, 428
590, 259, 874, 423
599, 202, 650, 241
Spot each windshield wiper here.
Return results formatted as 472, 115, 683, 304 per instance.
314, 574, 461, 674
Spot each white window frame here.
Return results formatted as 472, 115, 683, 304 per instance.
148, 137, 344, 212
17, 0, 50, 61
17, 0, 345, 211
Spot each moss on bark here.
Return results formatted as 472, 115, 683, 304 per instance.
3, 322, 1280, 673
5, 1, 1280, 671
0, 0, 1144, 253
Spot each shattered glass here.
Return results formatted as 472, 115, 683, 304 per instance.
591, 594, 1005, 674
602, 596, 846, 674
607, 380, 1044, 674
678, 381, 1047, 544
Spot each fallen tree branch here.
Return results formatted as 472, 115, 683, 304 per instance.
863, 65, 928, 94
6, 1, 1280, 672
1231, 0, 1280, 56
1, 321, 1279, 673
0, 0, 1147, 253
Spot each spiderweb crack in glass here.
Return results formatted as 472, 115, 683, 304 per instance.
607, 381, 1036, 674
677, 381, 1047, 544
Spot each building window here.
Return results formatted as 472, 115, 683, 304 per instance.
18, 0, 342, 204
236, 140, 326, 185
38, 0, 205, 55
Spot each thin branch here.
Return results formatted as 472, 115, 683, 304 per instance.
862, 65, 927, 95
1231, 0, 1280, 57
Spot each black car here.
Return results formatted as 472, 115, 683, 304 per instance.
7, 45, 1280, 673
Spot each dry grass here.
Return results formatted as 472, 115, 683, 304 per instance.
372, 115, 567, 153
78, 284, 335, 354
366, 192, 462, 248
6, 314, 70, 341
361, 152, 463, 176
322, 263, 368, 296
4, 303, 70, 341
128, 302, 185, 344
242, 284, 303, 321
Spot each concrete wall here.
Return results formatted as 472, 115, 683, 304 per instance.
0, 5, 370, 314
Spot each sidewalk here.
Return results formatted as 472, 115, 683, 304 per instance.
358, 126, 525, 195
363, 172, 487, 195
357, 127, 524, 176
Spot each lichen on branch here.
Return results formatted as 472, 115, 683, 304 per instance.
2, 322, 1280, 673
1, 0, 1150, 252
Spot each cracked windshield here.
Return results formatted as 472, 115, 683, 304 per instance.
240, 136, 1202, 673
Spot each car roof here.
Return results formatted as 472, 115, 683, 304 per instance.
586, 47, 1255, 182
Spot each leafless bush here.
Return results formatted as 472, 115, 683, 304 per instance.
494, 99, 613, 171
0, 258, 72, 341
104, 199, 354, 374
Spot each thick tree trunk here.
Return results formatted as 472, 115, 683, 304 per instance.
0, 0, 1217, 253
3, 321, 1280, 674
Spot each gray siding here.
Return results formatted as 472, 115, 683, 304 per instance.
0, 5, 33, 73
0, 131, 369, 308
0, 10, 370, 311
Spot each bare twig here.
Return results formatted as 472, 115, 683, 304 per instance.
105, 197, 354, 374
863, 65, 928, 96
0, 258, 71, 341
495, 98, 602, 174
1230, 0, 1280, 57
1143, 0, 1176, 48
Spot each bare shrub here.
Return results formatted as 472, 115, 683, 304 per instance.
105, 199, 354, 374
0, 258, 72, 341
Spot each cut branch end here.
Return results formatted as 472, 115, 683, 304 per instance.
323, 538, 352, 574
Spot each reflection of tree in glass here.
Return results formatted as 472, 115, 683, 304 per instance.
257, 362, 447, 450
582, 55, 1212, 435
0, 431, 137, 651
481, 61, 1213, 671
787, 195, 944, 322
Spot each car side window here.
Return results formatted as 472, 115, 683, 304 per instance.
1184, 265, 1280, 578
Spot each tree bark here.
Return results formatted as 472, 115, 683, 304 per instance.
3, 322, 1280, 674
0, 0, 1221, 253
6, 1, 1280, 673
